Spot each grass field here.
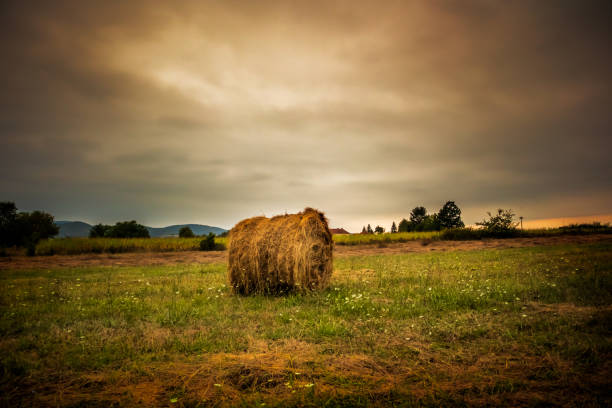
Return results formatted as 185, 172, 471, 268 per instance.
1, 242, 610, 406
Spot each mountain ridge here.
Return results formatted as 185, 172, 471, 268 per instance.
55, 221, 227, 238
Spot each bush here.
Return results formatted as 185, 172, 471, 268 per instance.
179, 226, 195, 238
440, 228, 485, 240
559, 222, 612, 235
199, 233, 216, 251
476, 209, 520, 237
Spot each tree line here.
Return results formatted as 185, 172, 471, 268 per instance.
89, 221, 150, 238
0, 202, 59, 255
1, 202, 221, 255
90, 223, 217, 250
362, 201, 464, 234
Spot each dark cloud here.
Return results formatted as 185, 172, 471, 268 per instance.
1, 0, 611, 230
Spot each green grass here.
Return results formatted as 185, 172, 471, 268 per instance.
1, 242, 611, 406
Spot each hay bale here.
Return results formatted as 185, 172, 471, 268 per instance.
228, 208, 333, 295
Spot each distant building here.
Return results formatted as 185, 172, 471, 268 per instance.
330, 228, 350, 234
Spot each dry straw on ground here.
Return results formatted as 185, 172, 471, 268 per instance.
228, 208, 333, 295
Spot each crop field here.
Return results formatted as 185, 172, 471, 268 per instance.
35, 233, 444, 255
32, 224, 612, 256
1, 240, 611, 406
35, 237, 229, 256
33, 233, 442, 256
333, 231, 441, 245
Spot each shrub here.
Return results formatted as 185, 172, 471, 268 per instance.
440, 228, 484, 240
559, 222, 612, 235
476, 209, 519, 237
199, 233, 216, 251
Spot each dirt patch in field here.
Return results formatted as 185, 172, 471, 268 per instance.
0, 249, 227, 270
10, 337, 611, 407
1, 234, 610, 270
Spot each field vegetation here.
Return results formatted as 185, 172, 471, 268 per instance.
28, 223, 612, 255
1, 242, 610, 406
35, 237, 228, 256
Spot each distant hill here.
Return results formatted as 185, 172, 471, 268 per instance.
55, 221, 227, 238
146, 224, 227, 238
55, 221, 92, 238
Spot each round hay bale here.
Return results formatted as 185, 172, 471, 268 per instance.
228, 208, 333, 295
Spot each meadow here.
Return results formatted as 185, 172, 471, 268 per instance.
1, 241, 610, 406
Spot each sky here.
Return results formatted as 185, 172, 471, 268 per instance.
1, 0, 611, 231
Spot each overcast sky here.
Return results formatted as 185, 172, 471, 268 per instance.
1, 0, 611, 231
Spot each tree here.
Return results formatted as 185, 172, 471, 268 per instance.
476, 209, 518, 235
391, 221, 397, 233
107, 221, 150, 238
89, 223, 111, 238
0, 202, 18, 247
366, 224, 373, 234
17, 211, 59, 243
410, 206, 427, 225
361, 226, 367, 234
374, 225, 385, 234
420, 214, 441, 231
438, 201, 464, 229
398, 218, 410, 233
16, 211, 59, 255
0, 202, 59, 254
179, 226, 195, 238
